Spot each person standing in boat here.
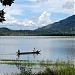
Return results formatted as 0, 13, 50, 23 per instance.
33, 47, 35, 52
18, 50, 20, 53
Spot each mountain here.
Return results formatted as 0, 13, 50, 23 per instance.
0, 27, 34, 36
0, 15, 75, 36
34, 15, 75, 36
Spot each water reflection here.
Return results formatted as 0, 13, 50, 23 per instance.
0, 36, 74, 61
15, 49, 41, 74
15, 59, 32, 75
0, 54, 74, 75
0, 36, 75, 74
16, 49, 41, 59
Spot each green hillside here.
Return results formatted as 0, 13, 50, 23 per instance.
0, 15, 75, 36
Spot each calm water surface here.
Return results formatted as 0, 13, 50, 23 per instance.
0, 36, 75, 74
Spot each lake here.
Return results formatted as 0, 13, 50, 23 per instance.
0, 36, 75, 74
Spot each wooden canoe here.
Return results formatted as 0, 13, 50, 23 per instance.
17, 50, 41, 55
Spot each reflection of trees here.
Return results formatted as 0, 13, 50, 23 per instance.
19, 65, 32, 75
15, 59, 32, 75
15, 49, 41, 75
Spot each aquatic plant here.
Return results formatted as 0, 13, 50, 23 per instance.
0, 59, 75, 75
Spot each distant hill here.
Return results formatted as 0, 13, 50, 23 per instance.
0, 15, 75, 36
0, 27, 34, 36
34, 15, 75, 36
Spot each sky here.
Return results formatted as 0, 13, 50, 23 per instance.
0, 0, 74, 30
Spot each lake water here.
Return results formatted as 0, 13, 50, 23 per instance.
0, 36, 75, 74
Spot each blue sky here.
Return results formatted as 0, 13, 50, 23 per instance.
0, 0, 74, 30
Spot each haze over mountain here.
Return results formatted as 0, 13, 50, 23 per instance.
0, 15, 75, 36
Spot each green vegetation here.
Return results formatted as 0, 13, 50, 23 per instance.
0, 27, 75, 36
0, 59, 75, 75
0, 15, 75, 36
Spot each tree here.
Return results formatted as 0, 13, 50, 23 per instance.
0, 9, 5, 22
0, 0, 15, 22
0, 0, 14, 6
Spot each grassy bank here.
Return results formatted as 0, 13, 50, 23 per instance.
0, 59, 75, 75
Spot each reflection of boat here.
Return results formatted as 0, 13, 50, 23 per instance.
16, 50, 41, 55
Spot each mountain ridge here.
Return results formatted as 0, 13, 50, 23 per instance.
0, 15, 75, 36
34, 15, 75, 35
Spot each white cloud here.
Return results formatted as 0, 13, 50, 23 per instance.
36, 0, 49, 3
74, 0, 75, 14
14, 0, 74, 15
4, 12, 20, 25
63, 1, 74, 9
4, 17, 35, 27
38, 11, 52, 26
5, 9, 23, 16
0, 0, 74, 30
39, 11, 51, 21
26, 0, 37, 2
1, 11, 52, 30
22, 19, 35, 26
2, 14, 37, 30
23, 0, 48, 3
23, 0, 74, 16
